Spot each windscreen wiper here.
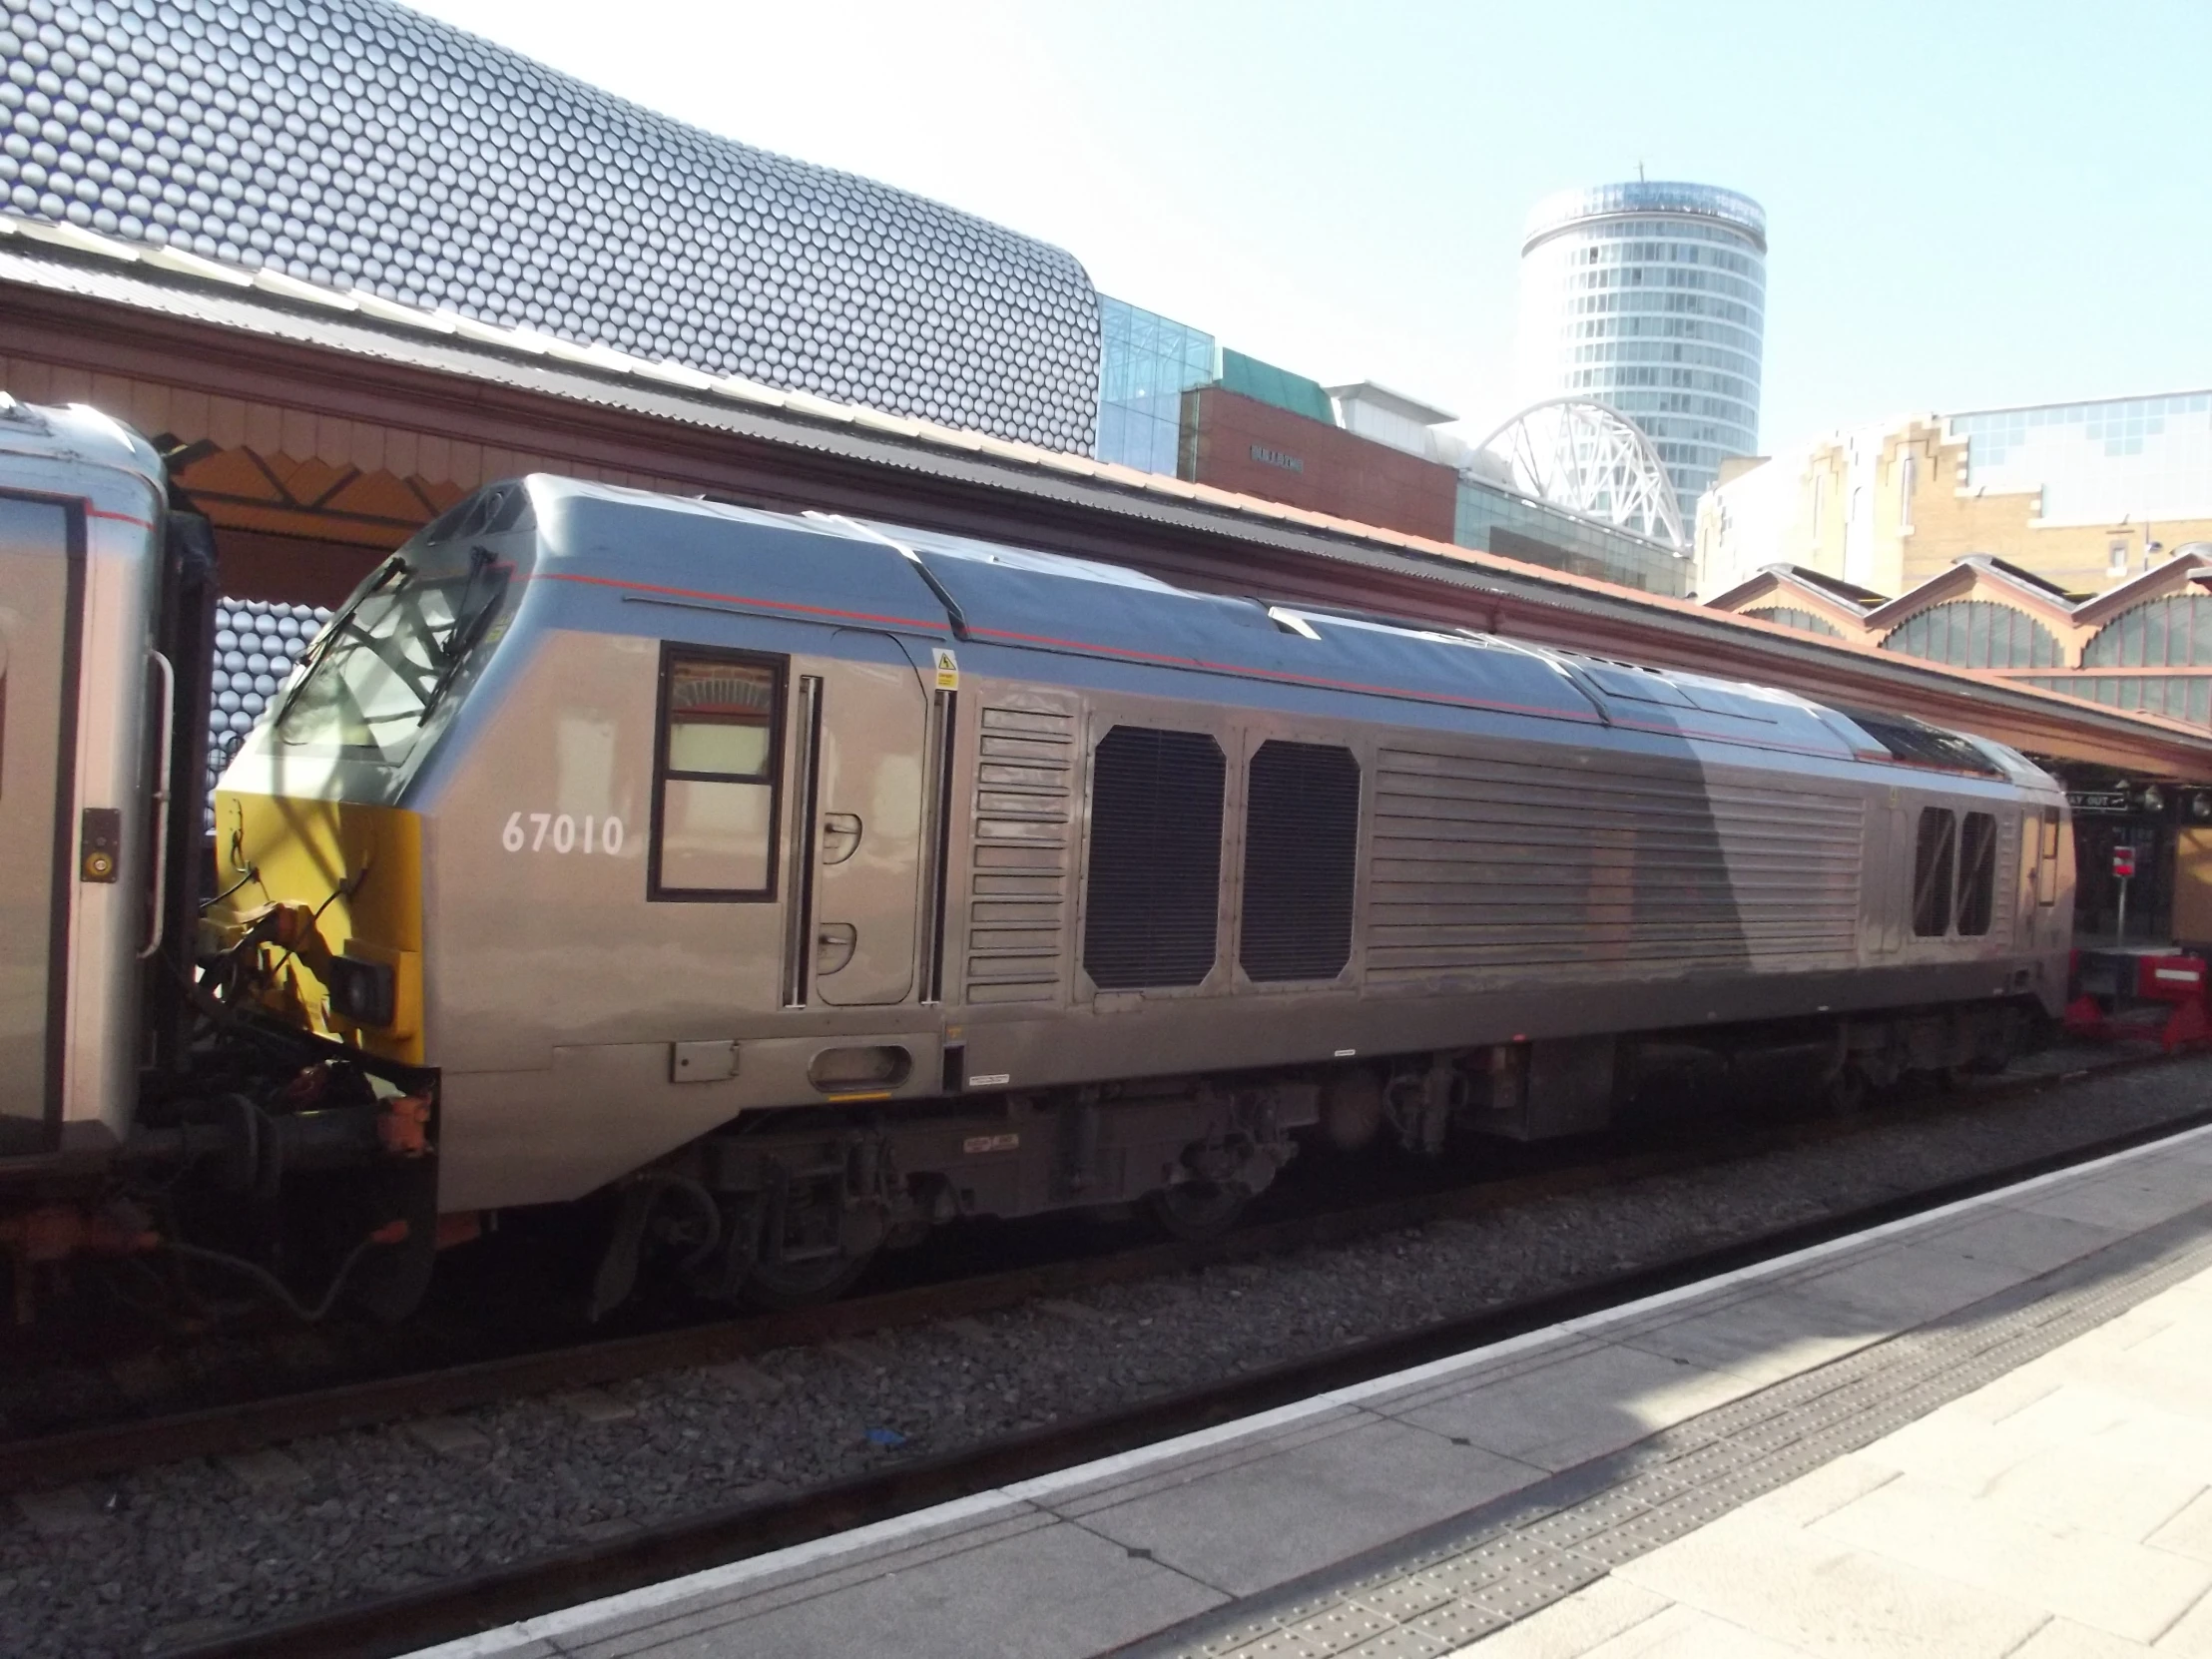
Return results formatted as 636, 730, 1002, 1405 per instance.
416, 563, 509, 725
439, 546, 495, 662
270, 554, 410, 732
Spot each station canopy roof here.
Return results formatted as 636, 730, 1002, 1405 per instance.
4, 209, 2211, 781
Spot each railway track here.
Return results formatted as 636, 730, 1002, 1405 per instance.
162, 1060, 2212, 1659
0, 1044, 2177, 1500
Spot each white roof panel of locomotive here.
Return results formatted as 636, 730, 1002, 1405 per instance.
525, 476, 811, 536
851, 518, 1182, 593
1268, 607, 1515, 651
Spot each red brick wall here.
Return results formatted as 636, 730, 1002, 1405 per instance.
1181, 387, 1457, 544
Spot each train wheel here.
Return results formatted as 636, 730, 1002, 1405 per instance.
740, 1248, 876, 1311
1148, 1181, 1249, 1243
1822, 1063, 1868, 1118
731, 1179, 885, 1310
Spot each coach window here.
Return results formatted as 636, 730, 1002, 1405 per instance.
1955, 812, 1998, 935
2037, 807, 2061, 904
1912, 808, 1957, 937
650, 649, 784, 900
1083, 726, 1225, 989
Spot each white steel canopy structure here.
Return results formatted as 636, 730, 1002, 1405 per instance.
1473, 398, 1689, 553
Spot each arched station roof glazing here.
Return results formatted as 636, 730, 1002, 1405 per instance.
1742, 605, 1842, 638
2082, 594, 2212, 669
1881, 600, 2062, 670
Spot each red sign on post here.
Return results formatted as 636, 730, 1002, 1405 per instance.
2113, 844, 2138, 879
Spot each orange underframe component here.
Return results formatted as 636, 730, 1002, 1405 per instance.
377, 1092, 433, 1157
236, 900, 338, 977
0, 1205, 161, 1264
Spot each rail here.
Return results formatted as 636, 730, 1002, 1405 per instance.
0, 1047, 2180, 1502
166, 1067, 2212, 1659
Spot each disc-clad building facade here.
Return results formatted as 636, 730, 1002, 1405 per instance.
1515, 181, 1767, 509
0, 0, 1102, 450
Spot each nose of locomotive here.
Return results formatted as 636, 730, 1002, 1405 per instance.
207, 791, 426, 1065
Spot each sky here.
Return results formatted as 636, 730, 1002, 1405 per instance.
402, 0, 2212, 456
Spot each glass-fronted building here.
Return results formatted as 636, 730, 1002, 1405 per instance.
1950, 392, 2212, 526
1455, 476, 1689, 598
1095, 294, 1684, 595
1095, 296, 1216, 474
1515, 182, 1767, 510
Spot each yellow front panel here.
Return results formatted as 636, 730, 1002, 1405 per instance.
212, 789, 424, 1064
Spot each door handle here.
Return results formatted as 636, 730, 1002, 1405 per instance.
140, 648, 177, 960
817, 921, 856, 975
820, 813, 861, 865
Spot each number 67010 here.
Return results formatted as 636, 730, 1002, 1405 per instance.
500, 812, 625, 855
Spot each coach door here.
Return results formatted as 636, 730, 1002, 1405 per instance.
791, 632, 933, 1006
0, 495, 80, 1154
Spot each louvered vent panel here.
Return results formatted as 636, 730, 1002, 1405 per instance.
1991, 814, 2018, 947
1241, 742, 1361, 982
1368, 747, 1866, 985
965, 707, 1076, 1005
1083, 728, 1226, 990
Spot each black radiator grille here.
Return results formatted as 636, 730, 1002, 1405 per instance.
1082, 727, 1225, 989
1956, 811, 1998, 936
1241, 741, 1361, 982
1914, 808, 1957, 937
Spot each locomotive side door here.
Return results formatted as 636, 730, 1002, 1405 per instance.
801, 631, 930, 1006
0, 495, 79, 1153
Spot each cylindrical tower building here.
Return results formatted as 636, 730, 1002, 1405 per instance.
1514, 182, 1767, 509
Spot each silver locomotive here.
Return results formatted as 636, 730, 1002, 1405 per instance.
0, 401, 2074, 1317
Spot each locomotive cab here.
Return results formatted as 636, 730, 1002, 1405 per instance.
211, 483, 537, 1065
214, 477, 986, 1309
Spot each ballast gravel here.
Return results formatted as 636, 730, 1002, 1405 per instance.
4, 1050, 2210, 1656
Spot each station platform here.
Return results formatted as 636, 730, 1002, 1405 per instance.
418, 1126, 2212, 1659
